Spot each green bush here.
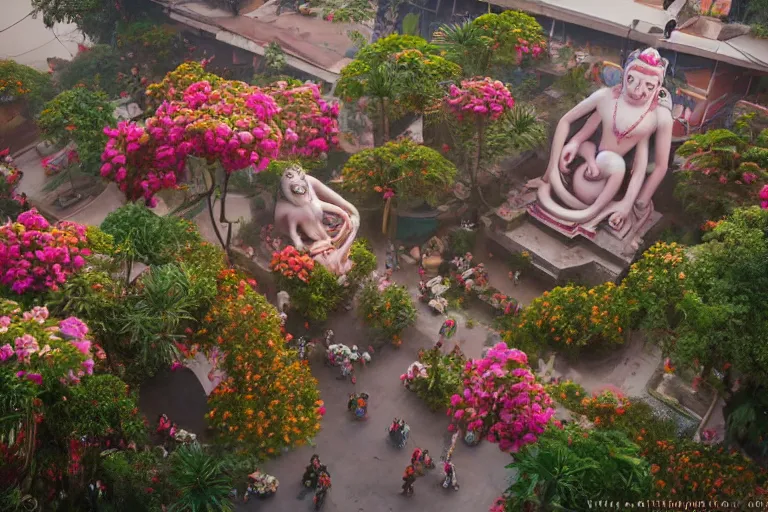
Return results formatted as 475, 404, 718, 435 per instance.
101, 203, 202, 266
407, 347, 467, 411
447, 229, 476, 257
0, 59, 55, 115
57, 45, 123, 98
359, 280, 417, 345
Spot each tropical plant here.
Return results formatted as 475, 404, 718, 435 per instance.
359, 280, 417, 345
100, 203, 202, 267
492, 424, 651, 512
0, 151, 29, 221
38, 87, 116, 175
675, 122, 768, 223
448, 342, 554, 452
434, 11, 546, 78
56, 45, 123, 98
0, 59, 55, 115
168, 444, 234, 512
101, 450, 171, 510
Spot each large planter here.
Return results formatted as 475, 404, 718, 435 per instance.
395, 204, 440, 244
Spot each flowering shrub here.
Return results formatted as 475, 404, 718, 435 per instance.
675, 125, 768, 222
101, 63, 340, 205
0, 59, 55, 114
359, 279, 417, 346
445, 78, 515, 122
512, 282, 630, 351
271, 241, 376, 322
0, 210, 91, 294
146, 61, 222, 106
623, 242, 688, 333
265, 81, 340, 157
401, 346, 467, 411
38, 87, 115, 174
0, 300, 94, 392
199, 269, 323, 457
471, 11, 546, 66
341, 138, 456, 206
448, 342, 554, 452
270, 246, 315, 283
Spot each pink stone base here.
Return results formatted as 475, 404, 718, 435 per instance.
527, 203, 597, 240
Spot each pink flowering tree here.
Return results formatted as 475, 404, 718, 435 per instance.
100, 63, 340, 252
0, 209, 91, 295
447, 342, 554, 453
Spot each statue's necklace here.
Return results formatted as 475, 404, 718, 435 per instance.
612, 98, 652, 142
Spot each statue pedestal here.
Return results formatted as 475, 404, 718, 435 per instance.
484, 202, 664, 287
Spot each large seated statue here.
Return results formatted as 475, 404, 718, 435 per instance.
274, 165, 360, 275
530, 48, 674, 251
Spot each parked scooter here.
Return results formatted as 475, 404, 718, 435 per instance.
387, 418, 410, 448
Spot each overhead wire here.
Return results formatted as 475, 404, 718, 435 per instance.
0, 10, 34, 33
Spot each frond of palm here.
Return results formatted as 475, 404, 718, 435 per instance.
506, 444, 595, 510
168, 444, 234, 512
365, 62, 399, 100
433, 22, 486, 72
504, 105, 548, 152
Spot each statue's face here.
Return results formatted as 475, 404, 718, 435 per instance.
623, 65, 662, 106
281, 167, 310, 203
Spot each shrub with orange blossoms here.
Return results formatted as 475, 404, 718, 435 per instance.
270, 245, 314, 283
510, 281, 631, 353
197, 269, 322, 457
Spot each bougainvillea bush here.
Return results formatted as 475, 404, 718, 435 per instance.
0, 300, 94, 433
270, 241, 376, 322
359, 279, 417, 346
101, 62, 339, 206
448, 342, 554, 452
199, 269, 323, 457
341, 138, 457, 206
445, 78, 515, 122
0, 210, 91, 294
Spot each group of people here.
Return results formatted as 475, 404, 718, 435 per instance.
401, 447, 458, 496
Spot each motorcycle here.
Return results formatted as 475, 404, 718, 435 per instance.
347, 392, 369, 420
313, 471, 331, 510
294, 336, 314, 362
387, 418, 410, 448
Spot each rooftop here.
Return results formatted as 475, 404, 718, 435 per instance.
151, 0, 370, 82
486, 0, 768, 72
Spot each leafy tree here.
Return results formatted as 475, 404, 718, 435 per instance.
168, 444, 234, 512
37, 87, 116, 176
673, 206, 768, 386
31, 0, 152, 43
336, 34, 461, 144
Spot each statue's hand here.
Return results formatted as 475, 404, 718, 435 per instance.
608, 202, 633, 233
294, 240, 306, 252
559, 141, 580, 174
584, 161, 602, 181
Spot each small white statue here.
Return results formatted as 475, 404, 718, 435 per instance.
274, 165, 360, 275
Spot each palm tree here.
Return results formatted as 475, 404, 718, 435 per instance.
433, 22, 489, 78
168, 444, 234, 512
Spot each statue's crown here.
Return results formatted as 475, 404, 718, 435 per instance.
626, 48, 668, 75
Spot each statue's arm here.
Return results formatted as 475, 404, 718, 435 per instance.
620, 136, 650, 206
636, 109, 673, 208
306, 175, 360, 229
545, 88, 607, 177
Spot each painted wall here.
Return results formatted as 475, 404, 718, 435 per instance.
0, 0, 84, 71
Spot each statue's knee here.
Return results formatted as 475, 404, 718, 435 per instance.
595, 151, 626, 177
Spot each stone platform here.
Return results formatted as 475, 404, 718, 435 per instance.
485, 202, 664, 287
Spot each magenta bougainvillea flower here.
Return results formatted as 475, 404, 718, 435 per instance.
448, 342, 554, 453
0, 210, 90, 294
445, 78, 516, 122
